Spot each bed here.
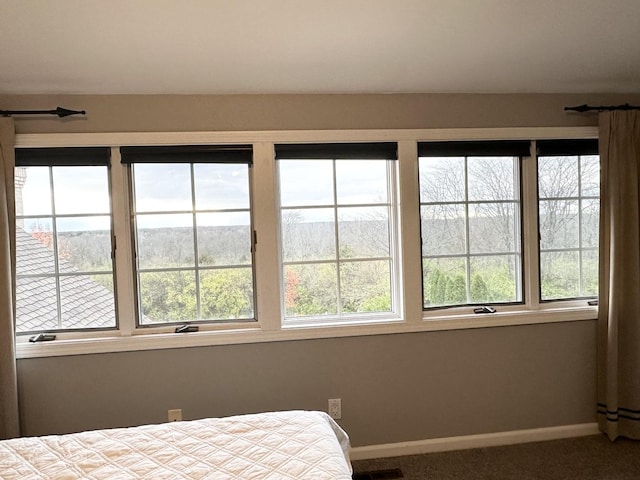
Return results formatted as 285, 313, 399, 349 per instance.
0, 410, 352, 479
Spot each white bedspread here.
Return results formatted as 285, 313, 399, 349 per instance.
0, 410, 352, 479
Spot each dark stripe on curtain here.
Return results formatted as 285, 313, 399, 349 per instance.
598, 414, 640, 423
275, 143, 397, 160
15, 147, 110, 166
120, 145, 253, 164
418, 140, 531, 157
597, 403, 640, 415
537, 139, 599, 156
597, 404, 640, 422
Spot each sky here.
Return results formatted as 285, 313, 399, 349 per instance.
16, 159, 393, 232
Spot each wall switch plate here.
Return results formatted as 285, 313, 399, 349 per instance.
168, 408, 182, 422
328, 398, 341, 419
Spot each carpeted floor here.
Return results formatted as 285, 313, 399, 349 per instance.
351, 434, 640, 479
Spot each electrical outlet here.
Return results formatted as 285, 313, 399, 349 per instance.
167, 408, 182, 422
328, 398, 341, 420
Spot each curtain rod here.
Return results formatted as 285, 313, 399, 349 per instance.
0, 107, 85, 118
565, 103, 640, 113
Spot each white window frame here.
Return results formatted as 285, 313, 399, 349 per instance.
276, 154, 402, 327
126, 155, 257, 328
14, 149, 118, 335
417, 151, 524, 309
14, 127, 598, 359
119, 149, 261, 336
537, 148, 600, 302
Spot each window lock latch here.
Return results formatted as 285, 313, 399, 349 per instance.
175, 324, 199, 334
28, 333, 57, 343
473, 306, 497, 314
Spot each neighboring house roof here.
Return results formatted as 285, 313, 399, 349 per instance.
15, 227, 116, 332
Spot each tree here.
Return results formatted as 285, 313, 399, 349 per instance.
340, 259, 391, 313
200, 269, 253, 319
445, 275, 466, 304
284, 269, 300, 310
139, 271, 196, 322
420, 153, 598, 305
538, 155, 600, 298
284, 264, 337, 317
471, 274, 489, 303
427, 269, 443, 305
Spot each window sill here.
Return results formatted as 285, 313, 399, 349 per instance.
15, 306, 597, 359
421, 305, 597, 330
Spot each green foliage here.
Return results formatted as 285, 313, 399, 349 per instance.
481, 268, 516, 303
447, 275, 466, 304
56, 216, 599, 321
424, 260, 466, 306
360, 294, 392, 312
426, 270, 466, 306
285, 264, 337, 317
540, 252, 581, 300
470, 274, 489, 302
140, 271, 196, 322
540, 251, 598, 300
138, 269, 254, 323
284, 259, 392, 317
582, 254, 599, 297
200, 269, 253, 319
340, 260, 391, 314
429, 270, 443, 305
424, 259, 517, 307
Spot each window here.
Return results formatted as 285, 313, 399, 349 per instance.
14, 148, 116, 333
537, 140, 599, 301
13, 130, 600, 357
121, 146, 255, 326
275, 143, 399, 323
418, 141, 530, 309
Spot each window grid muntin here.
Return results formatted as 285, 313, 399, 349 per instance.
131, 162, 256, 326
279, 158, 396, 320
463, 158, 471, 298
15, 165, 117, 333
332, 161, 342, 314
538, 154, 599, 301
419, 155, 522, 309
50, 166, 63, 329
189, 165, 203, 319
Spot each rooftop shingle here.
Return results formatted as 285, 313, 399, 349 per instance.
16, 228, 116, 332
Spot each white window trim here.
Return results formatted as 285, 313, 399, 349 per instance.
417, 152, 524, 308
14, 126, 599, 359
537, 150, 600, 301
276, 156, 401, 325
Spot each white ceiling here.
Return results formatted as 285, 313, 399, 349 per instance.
1, 0, 639, 95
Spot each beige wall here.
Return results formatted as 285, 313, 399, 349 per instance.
2, 93, 640, 134
18, 322, 596, 446
5, 93, 631, 446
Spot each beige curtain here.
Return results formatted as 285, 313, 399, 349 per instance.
0, 117, 19, 439
598, 110, 640, 440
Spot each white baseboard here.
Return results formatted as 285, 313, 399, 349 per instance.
350, 423, 599, 461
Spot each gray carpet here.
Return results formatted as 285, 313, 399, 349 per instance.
351, 434, 640, 479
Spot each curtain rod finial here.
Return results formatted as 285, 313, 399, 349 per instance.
564, 104, 590, 112
55, 107, 86, 117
